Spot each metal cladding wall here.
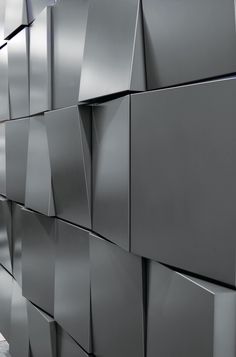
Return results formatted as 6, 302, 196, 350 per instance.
0, 1, 236, 357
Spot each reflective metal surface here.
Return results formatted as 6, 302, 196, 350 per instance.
22, 208, 55, 315
46, 106, 91, 227
79, 0, 145, 102
27, 0, 55, 23
147, 261, 236, 357
8, 27, 29, 119
4, 0, 28, 40
0, 197, 12, 274
131, 78, 236, 286
0, 265, 12, 341
25, 115, 55, 216
92, 96, 129, 250
0, 45, 10, 121
0, 123, 6, 195
5, 118, 29, 204
12, 203, 24, 287
57, 327, 89, 357
0, 0, 7, 47
55, 219, 91, 352
52, 0, 89, 109
90, 233, 144, 357
29, 6, 52, 115
143, 0, 236, 89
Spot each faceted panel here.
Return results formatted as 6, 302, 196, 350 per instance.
0, 197, 12, 274
147, 261, 236, 357
0, 0, 6, 47
22, 208, 55, 315
79, 0, 145, 102
90, 234, 144, 357
57, 327, 89, 357
28, 0, 55, 22
52, 0, 89, 109
92, 96, 129, 250
4, 0, 28, 40
29, 6, 52, 115
8, 27, 29, 119
0, 45, 10, 121
143, 0, 236, 89
12, 203, 24, 287
5, 117, 29, 204
45, 106, 91, 227
0, 266, 12, 341
131, 78, 236, 286
25, 114, 55, 216
0, 122, 6, 195
55, 219, 91, 352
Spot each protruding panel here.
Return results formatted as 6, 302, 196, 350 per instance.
5, 117, 29, 204
0, 44, 10, 121
29, 6, 51, 115
131, 78, 236, 286
55, 219, 91, 352
8, 27, 29, 119
57, 326, 89, 357
4, 0, 28, 40
90, 234, 144, 357
79, 0, 145, 102
12, 203, 24, 287
147, 261, 236, 357
27, 302, 56, 357
0, 197, 12, 274
92, 96, 129, 250
22, 208, 55, 315
25, 115, 55, 216
0, 122, 6, 195
52, 0, 89, 109
0, 0, 7, 47
143, 0, 236, 89
27, 0, 55, 22
10, 280, 30, 357
46, 106, 91, 227
0, 266, 12, 341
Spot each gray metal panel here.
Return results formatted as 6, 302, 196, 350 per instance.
79, 0, 145, 102
0, 0, 7, 47
54, 219, 91, 352
27, 302, 56, 357
10, 280, 30, 357
0, 45, 10, 121
0, 266, 12, 341
45, 106, 91, 228
147, 261, 236, 357
0, 197, 12, 274
131, 78, 236, 286
29, 6, 52, 115
92, 96, 129, 250
143, 0, 236, 89
0, 123, 6, 195
27, 0, 55, 22
4, 0, 28, 40
8, 27, 29, 119
12, 203, 24, 287
5, 117, 29, 204
22, 208, 55, 316
52, 0, 89, 109
57, 327, 89, 357
90, 233, 144, 357
25, 115, 55, 216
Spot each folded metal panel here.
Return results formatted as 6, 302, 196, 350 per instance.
27, 0, 55, 23
0, 265, 12, 341
0, 122, 6, 195
4, 0, 28, 40
57, 327, 89, 357
12, 203, 24, 287
0, 45, 10, 121
0, 197, 12, 274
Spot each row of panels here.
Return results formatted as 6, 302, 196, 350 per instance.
0, 202, 236, 357
1, 78, 236, 287
1, 0, 236, 119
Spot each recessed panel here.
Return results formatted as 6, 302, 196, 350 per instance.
0, 123, 6, 195
0, 197, 12, 274
0, 45, 10, 121
0, 266, 12, 341
4, 0, 28, 40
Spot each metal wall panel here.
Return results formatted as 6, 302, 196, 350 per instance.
79, 0, 145, 102
5, 117, 29, 204
0, 197, 12, 274
0, 265, 12, 341
12, 203, 24, 287
54, 219, 91, 352
27, 0, 55, 23
131, 78, 236, 286
4, 0, 28, 40
57, 326, 89, 357
46, 106, 91, 228
90, 233, 144, 357
22, 208, 55, 316
0, 122, 6, 195
142, 0, 236, 89
0, 44, 10, 121
29, 6, 52, 115
92, 96, 129, 250
0, 0, 7, 47
8, 27, 29, 119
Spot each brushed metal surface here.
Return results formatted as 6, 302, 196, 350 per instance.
0, 123, 6, 195
90, 233, 144, 357
0, 45, 10, 121
54, 219, 91, 352
4, 0, 28, 40
5, 117, 29, 204
10, 280, 30, 357
29, 6, 52, 115
92, 96, 129, 250
28, 0, 55, 22
131, 78, 236, 286
25, 115, 55, 216
143, 0, 236, 89
79, 0, 145, 102
12, 203, 24, 287
57, 327, 89, 357
52, 0, 89, 109
46, 106, 91, 227
147, 261, 236, 357
8, 27, 29, 119
27, 302, 56, 357
0, 197, 12, 274
0, 0, 7, 47
22, 208, 55, 315
0, 266, 12, 342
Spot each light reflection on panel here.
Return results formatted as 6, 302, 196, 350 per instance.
0, 197, 12, 274
4, 0, 28, 40
28, 0, 55, 23
12, 203, 24, 287
0, 0, 7, 47
0, 123, 6, 196
0, 45, 10, 121
0, 265, 12, 342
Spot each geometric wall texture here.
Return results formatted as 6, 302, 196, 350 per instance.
0, 0, 236, 356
